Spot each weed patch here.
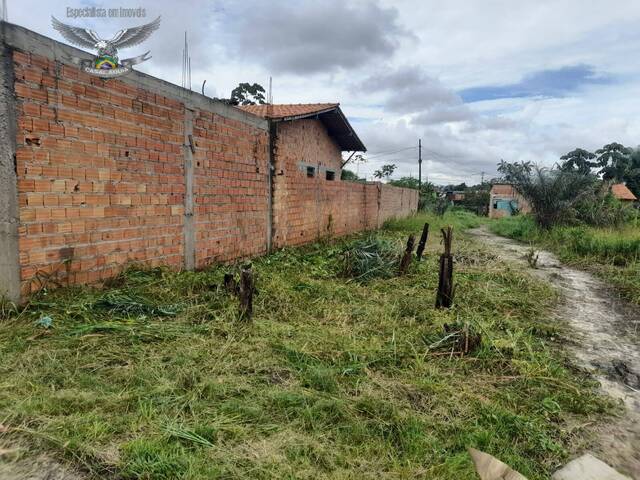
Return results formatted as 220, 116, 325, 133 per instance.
491, 214, 640, 304
0, 211, 613, 479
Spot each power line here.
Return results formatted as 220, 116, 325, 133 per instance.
364, 146, 417, 160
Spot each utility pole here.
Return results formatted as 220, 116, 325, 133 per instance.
418, 138, 422, 190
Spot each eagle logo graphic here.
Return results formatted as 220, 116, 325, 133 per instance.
51, 16, 161, 77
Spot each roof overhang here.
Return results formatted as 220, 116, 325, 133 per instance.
273, 106, 366, 152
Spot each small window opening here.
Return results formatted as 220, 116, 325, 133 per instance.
325, 170, 335, 181
306, 166, 316, 178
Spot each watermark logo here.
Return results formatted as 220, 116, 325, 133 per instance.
51, 15, 160, 78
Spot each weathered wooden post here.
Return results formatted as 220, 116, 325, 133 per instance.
398, 234, 416, 275
415, 223, 429, 260
223, 273, 238, 295
238, 264, 255, 321
435, 226, 454, 308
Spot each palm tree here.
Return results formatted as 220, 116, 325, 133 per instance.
497, 162, 597, 228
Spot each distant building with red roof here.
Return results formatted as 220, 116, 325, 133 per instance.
610, 183, 637, 202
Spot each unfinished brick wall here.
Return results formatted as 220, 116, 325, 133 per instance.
12, 47, 269, 296
272, 119, 418, 247
1, 23, 417, 300
15, 51, 184, 294
191, 110, 269, 267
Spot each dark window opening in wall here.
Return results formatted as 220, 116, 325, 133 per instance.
307, 166, 316, 178
325, 170, 336, 181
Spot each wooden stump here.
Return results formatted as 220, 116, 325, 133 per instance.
238, 264, 255, 321
223, 273, 239, 295
398, 234, 416, 275
435, 226, 454, 308
415, 222, 429, 260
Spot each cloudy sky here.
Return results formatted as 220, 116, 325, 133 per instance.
7, 0, 640, 184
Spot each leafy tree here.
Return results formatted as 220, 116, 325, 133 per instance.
626, 149, 640, 197
444, 182, 467, 191
458, 187, 490, 215
373, 164, 397, 180
559, 148, 597, 175
596, 142, 632, 181
341, 169, 363, 182
229, 83, 266, 105
497, 160, 533, 181
388, 176, 437, 209
388, 176, 420, 189
497, 161, 597, 228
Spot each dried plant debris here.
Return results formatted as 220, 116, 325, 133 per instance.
424, 321, 482, 356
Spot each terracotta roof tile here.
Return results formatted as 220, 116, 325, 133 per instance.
611, 183, 637, 201
237, 103, 339, 119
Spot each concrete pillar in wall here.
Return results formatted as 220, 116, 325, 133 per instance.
0, 37, 21, 302
183, 108, 195, 270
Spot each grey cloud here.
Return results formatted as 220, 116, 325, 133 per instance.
412, 105, 475, 125
219, 0, 410, 74
359, 66, 460, 113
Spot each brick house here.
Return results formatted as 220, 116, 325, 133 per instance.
238, 103, 373, 247
488, 184, 532, 218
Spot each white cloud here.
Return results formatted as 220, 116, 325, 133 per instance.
7, 0, 640, 184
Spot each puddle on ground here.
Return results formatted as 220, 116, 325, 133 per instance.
470, 227, 640, 476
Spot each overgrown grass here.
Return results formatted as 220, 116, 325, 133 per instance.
0, 210, 613, 479
491, 214, 640, 304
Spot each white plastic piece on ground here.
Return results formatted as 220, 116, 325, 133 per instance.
551, 454, 632, 480
468, 448, 528, 480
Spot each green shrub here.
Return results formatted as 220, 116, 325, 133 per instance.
340, 235, 400, 282
574, 192, 636, 227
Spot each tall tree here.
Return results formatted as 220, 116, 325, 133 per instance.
626, 149, 640, 197
559, 148, 597, 175
596, 142, 632, 181
229, 83, 266, 105
373, 164, 397, 180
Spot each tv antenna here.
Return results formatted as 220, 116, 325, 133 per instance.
181, 31, 191, 91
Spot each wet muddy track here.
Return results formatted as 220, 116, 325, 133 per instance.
469, 227, 640, 477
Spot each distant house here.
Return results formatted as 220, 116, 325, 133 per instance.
488, 184, 531, 218
611, 183, 637, 203
444, 190, 465, 204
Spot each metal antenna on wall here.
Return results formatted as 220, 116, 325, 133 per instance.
266, 76, 273, 117
1, 0, 8, 21
181, 31, 191, 91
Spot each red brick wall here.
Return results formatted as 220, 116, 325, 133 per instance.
272, 119, 418, 247
10, 45, 416, 297
13, 49, 269, 295
191, 110, 269, 266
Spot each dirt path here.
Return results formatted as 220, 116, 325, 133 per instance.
469, 227, 640, 477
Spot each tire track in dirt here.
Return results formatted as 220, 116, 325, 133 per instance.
469, 226, 640, 477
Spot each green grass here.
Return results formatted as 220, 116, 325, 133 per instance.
491, 214, 640, 304
0, 210, 614, 479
